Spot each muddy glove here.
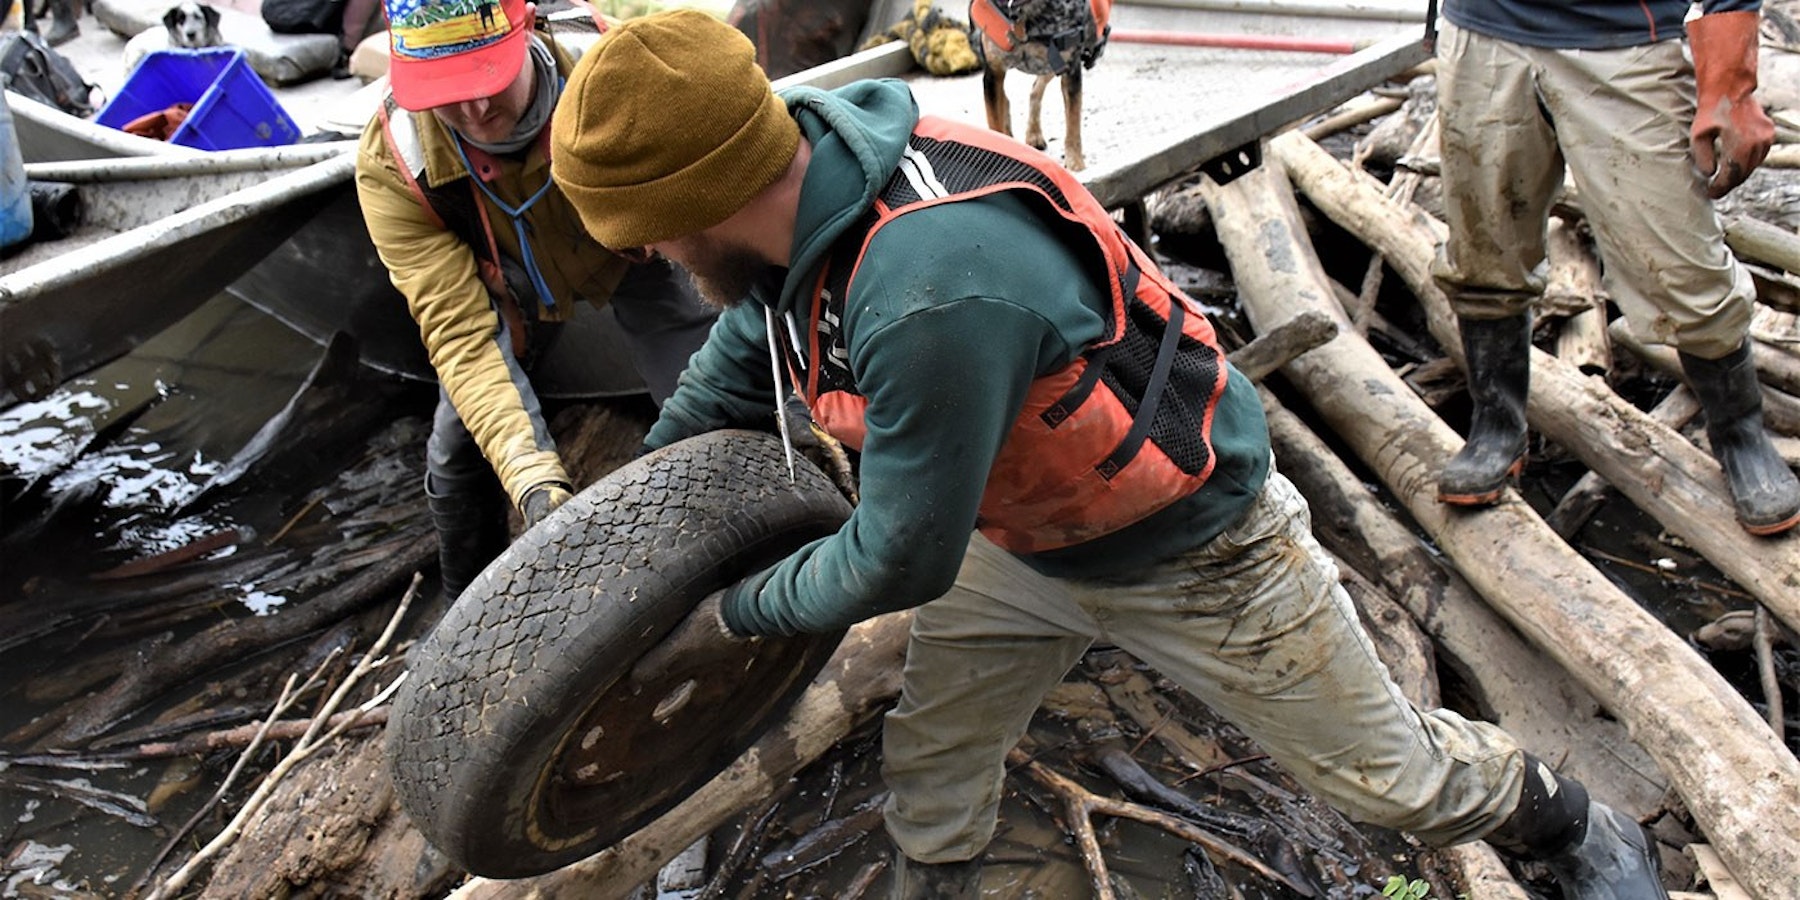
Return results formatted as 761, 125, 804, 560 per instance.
1688, 10, 1774, 199
520, 482, 574, 528
630, 589, 754, 685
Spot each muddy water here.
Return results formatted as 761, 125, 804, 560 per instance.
0, 293, 434, 896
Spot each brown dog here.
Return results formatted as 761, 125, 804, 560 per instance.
969, 0, 1110, 171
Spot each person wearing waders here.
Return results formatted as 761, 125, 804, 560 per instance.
355, 0, 717, 602
547, 11, 1673, 899
1432, 0, 1799, 536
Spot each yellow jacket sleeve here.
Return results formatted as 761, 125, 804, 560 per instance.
355, 125, 569, 510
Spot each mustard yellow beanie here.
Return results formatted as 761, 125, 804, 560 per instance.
552, 9, 800, 249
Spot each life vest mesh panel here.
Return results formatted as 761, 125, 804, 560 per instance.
885, 136, 1072, 212
1099, 294, 1218, 475
878, 134, 1217, 476
872, 135, 1116, 342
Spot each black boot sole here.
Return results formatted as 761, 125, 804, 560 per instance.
1437, 454, 1524, 507
1743, 508, 1800, 536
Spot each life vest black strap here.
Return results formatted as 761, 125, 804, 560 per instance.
1041, 255, 1140, 431
1042, 343, 1111, 428
1097, 262, 1177, 480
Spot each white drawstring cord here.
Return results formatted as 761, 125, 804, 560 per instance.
766, 306, 797, 483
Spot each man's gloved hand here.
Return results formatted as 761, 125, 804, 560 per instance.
1688, 10, 1774, 198
630, 589, 754, 685
521, 482, 574, 528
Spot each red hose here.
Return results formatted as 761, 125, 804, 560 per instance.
1108, 29, 1364, 54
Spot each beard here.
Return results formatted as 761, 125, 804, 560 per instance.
677, 234, 768, 310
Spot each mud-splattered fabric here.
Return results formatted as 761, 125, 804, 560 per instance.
1431, 22, 1754, 357
881, 466, 1528, 861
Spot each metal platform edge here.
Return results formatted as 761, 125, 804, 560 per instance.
774, 32, 1429, 210
1081, 29, 1432, 208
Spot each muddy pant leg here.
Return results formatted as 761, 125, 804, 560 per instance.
425, 390, 508, 601
1533, 39, 1753, 358
881, 537, 1096, 863
1431, 22, 1562, 319
607, 257, 719, 406
1106, 471, 1525, 844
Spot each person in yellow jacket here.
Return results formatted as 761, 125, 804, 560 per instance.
355, 0, 716, 600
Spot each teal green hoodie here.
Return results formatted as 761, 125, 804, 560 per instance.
645, 80, 1270, 637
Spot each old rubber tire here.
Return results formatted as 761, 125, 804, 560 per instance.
387, 429, 853, 878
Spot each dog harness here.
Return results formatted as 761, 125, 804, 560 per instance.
780, 115, 1230, 554
969, 0, 1112, 73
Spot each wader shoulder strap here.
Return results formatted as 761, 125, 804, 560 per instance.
378, 96, 529, 356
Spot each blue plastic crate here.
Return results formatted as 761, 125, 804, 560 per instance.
96, 48, 301, 151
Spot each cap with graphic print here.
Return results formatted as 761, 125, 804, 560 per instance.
386, 0, 531, 111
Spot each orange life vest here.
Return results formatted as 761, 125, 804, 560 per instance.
785, 116, 1230, 554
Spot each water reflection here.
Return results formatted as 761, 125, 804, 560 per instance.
0, 290, 425, 895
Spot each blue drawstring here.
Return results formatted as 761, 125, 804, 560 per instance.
453, 138, 560, 312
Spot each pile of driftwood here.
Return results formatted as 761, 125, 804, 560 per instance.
5, 69, 1800, 899
1169, 71, 1800, 896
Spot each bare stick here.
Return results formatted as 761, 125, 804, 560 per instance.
1756, 606, 1786, 744
129, 665, 319, 899
1349, 116, 1439, 331
144, 573, 421, 900
1006, 747, 1311, 897
118, 707, 391, 760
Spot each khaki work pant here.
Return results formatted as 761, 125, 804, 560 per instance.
881, 468, 1527, 863
1432, 22, 1754, 357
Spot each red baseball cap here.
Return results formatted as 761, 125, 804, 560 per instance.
386, 0, 532, 111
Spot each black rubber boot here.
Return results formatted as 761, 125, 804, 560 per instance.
1486, 756, 1669, 900
1680, 342, 1800, 535
44, 0, 79, 46
1439, 313, 1532, 506
890, 851, 980, 900
426, 485, 508, 603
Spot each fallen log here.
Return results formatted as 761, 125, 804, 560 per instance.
1608, 318, 1800, 436
1348, 113, 1440, 332
1750, 329, 1800, 396
196, 730, 460, 899
1269, 129, 1800, 639
111, 707, 389, 760
1543, 388, 1702, 539
1748, 264, 1800, 314
1726, 214, 1800, 277
1543, 216, 1609, 375
49, 530, 436, 747
758, 792, 886, 883
1226, 309, 1337, 381
1555, 181, 1800, 283
1302, 94, 1403, 142
1203, 158, 1800, 897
